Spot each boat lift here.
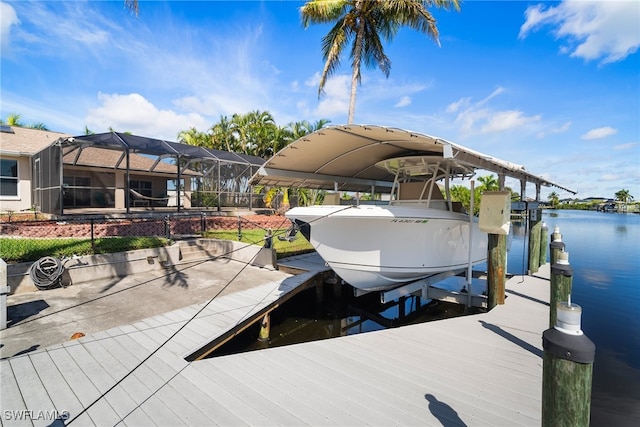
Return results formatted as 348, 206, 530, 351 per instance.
349, 268, 488, 309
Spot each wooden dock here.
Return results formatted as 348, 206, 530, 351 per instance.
1, 253, 551, 426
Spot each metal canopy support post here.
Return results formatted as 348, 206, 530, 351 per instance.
125, 149, 131, 214
177, 155, 182, 212
59, 141, 65, 215
466, 180, 475, 307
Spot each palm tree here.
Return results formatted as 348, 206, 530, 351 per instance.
615, 189, 633, 213
124, 0, 139, 16
478, 174, 499, 192
28, 122, 49, 131
5, 113, 23, 126
301, 0, 460, 124
177, 127, 209, 147
2, 113, 50, 130
547, 191, 560, 209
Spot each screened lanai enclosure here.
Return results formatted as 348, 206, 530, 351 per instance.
31, 132, 266, 215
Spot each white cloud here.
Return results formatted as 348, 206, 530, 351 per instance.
0, 2, 20, 53
306, 73, 350, 118
8, 1, 126, 59
537, 121, 571, 138
613, 142, 639, 150
480, 110, 541, 134
394, 96, 412, 108
520, 1, 640, 64
581, 126, 618, 140
601, 173, 622, 182
85, 93, 209, 140
447, 90, 541, 136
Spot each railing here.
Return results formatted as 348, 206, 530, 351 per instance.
0, 213, 293, 242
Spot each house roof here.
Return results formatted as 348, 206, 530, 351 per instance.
0, 126, 70, 156
64, 132, 265, 166
2, 127, 265, 177
62, 146, 201, 176
250, 124, 577, 194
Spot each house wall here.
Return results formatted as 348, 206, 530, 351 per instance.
0, 156, 33, 213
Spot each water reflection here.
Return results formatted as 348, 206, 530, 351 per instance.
615, 224, 627, 235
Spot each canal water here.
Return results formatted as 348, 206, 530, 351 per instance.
215, 209, 639, 425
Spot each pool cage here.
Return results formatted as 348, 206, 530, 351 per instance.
31, 132, 266, 215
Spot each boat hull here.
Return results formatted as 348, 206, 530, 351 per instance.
286, 205, 488, 291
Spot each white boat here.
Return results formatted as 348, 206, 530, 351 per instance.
285, 156, 488, 291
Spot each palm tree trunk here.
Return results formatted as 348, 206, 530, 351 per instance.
348, 0, 365, 125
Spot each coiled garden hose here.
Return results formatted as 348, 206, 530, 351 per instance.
29, 256, 65, 290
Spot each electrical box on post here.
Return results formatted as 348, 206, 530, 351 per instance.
479, 191, 511, 235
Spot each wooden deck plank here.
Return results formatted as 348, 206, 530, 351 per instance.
127, 394, 189, 427
191, 359, 313, 426
148, 381, 220, 426
80, 338, 160, 426
44, 346, 120, 425
61, 340, 146, 422
229, 349, 374, 425
312, 328, 537, 424
27, 351, 85, 424
101, 330, 172, 394
0, 359, 32, 427
214, 352, 357, 426
166, 372, 247, 426
283, 341, 434, 425
8, 355, 55, 427
181, 362, 274, 426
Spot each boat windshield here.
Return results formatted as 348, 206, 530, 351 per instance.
375, 156, 476, 211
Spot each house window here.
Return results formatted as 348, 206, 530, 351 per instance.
63, 176, 92, 207
131, 180, 152, 197
0, 159, 18, 197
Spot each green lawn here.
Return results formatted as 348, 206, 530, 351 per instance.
0, 237, 170, 264
0, 229, 314, 264
204, 228, 314, 258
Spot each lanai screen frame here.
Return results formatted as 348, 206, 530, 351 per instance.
32, 132, 265, 215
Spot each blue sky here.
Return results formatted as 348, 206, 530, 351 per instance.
1, 0, 639, 200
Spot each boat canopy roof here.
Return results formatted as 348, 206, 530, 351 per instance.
249, 124, 576, 194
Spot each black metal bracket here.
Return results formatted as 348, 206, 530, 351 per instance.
543, 328, 596, 363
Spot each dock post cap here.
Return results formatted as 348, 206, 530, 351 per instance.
543, 327, 596, 364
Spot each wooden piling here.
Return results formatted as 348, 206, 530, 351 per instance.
542, 301, 595, 427
258, 314, 270, 342
528, 208, 542, 274
487, 234, 507, 309
549, 251, 573, 329
539, 222, 548, 267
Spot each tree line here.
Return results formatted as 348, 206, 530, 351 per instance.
547, 189, 636, 211
177, 111, 330, 159
0, 113, 49, 131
